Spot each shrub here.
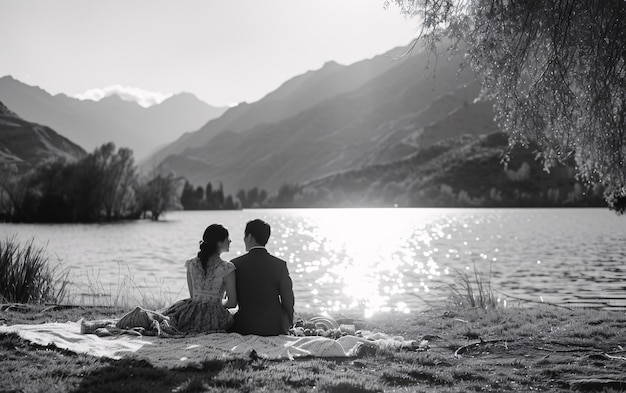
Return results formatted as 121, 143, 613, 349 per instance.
0, 236, 69, 304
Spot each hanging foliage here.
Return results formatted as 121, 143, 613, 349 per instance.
386, 0, 625, 212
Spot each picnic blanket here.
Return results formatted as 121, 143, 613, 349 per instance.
0, 320, 420, 368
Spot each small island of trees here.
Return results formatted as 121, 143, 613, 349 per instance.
0, 142, 274, 223
0, 143, 183, 223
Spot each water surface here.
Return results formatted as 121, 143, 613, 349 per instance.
2, 208, 625, 316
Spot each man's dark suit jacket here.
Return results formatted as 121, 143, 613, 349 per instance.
231, 248, 295, 336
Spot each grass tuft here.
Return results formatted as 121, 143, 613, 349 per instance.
437, 262, 500, 310
0, 236, 69, 304
171, 378, 208, 393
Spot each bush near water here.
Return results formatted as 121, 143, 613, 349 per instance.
0, 237, 68, 304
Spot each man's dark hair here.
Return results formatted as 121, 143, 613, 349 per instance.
245, 219, 271, 246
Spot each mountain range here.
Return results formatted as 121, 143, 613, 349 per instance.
152, 44, 499, 194
0, 100, 85, 168
2, 42, 596, 208
0, 76, 227, 160
142, 46, 412, 168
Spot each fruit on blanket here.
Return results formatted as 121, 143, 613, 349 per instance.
339, 324, 356, 335
289, 316, 366, 339
291, 327, 305, 336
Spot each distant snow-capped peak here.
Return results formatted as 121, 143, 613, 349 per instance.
74, 85, 172, 108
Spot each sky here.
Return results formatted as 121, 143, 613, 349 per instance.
0, 0, 418, 108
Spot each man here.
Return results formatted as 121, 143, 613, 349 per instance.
231, 219, 295, 336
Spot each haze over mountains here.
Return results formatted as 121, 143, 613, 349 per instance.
143, 46, 413, 167
151, 44, 499, 194
0, 76, 228, 160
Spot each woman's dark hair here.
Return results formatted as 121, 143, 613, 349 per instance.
197, 224, 229, 270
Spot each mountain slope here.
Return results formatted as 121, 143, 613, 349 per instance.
0, 101, 86, 168
276, 132, 604, 208
156, 45, 498, 194
0, 76, 227, 160
143, 46, 412, 168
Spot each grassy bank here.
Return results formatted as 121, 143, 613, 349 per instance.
1, 304, 625, 392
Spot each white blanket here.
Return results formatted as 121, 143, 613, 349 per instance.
0, 321, 417, 367
0, 321, 150, 359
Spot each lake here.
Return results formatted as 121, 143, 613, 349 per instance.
1, 208, 625, 317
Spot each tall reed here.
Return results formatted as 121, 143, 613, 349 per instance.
418, 262, 502, 311
0, 236, 69, 304
444, 263, 500, 310
67, 263, 176, 310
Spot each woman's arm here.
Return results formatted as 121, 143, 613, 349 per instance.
187, 268, 193, 298
222, 271, 237, 308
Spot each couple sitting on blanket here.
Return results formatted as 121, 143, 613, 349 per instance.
86, 219, 295, 337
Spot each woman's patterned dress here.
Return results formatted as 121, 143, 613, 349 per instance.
163, 256, 235, 333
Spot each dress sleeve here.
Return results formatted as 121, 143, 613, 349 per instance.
184, 258, 195, 270
223, 261, 236, 275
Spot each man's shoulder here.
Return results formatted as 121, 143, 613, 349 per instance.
254, 249, 286, 264
268, 253, 287, 264
230, 254, 247, 265
265, 253, 289, 270
231, 249, 287, 266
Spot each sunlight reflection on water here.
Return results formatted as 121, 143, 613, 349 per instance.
2, 208, 626, 317
288, 209, 424, 316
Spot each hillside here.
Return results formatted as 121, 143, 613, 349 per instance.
271, 132, 605, 208
0, 76, 227, 160
0, 101, 86, 168
142, 46, 412, 169
155, 44, 496, 195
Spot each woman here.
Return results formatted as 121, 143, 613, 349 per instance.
85, 224, 237, 336
162, 224, 238, 332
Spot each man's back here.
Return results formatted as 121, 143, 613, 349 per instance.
231, 248, 294, 336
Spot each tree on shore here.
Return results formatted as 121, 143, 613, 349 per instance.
0, 164, 37, 219
386, 0, 625, 213
0, 143, 179, 222
97, 145, 137, 220
180, 181, 202, 210
180, 180, 240, 210
236, 186, 268, 208
136, 170, 182, 221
